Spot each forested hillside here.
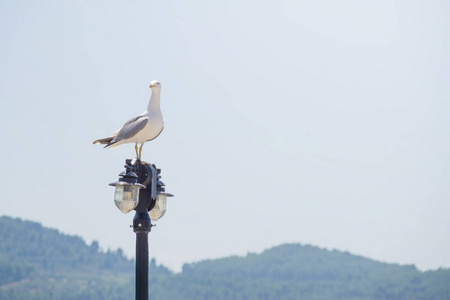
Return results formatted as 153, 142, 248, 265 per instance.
155, 245, 450, 300
1, 216, 449, 300
0, 216, 168, 300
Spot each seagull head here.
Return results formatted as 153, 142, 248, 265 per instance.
149, 80, 161, 89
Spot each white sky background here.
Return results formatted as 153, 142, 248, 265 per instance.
1, 0, 449, 271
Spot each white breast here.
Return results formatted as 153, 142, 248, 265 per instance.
130, 113, 164, 143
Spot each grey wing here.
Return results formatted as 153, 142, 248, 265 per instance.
114, 116, 149, 141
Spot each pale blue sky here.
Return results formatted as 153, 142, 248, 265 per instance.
1, 0, 449, 271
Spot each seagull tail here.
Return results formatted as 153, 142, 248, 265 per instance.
93, 137, 114, 146
104, 140, 119, 149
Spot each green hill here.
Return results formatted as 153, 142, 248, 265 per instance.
158, 245, 450, 300
0, 216, 133, 299
0, 216, 449, 300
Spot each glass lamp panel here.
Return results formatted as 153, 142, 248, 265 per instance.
149, 194, 167, 221
157, 194, 167, 212
114, 185, 140, 213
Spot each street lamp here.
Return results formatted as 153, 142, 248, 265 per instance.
109, 167, 146, 213
109, 158, 173, 300
150, 171, 174, 221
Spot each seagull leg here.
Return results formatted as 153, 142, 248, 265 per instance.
138, 143, 144, 160
135, 143, 139, 159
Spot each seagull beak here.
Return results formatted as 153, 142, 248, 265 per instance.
149, 83, 154, 88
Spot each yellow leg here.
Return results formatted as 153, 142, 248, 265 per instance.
138, 143, 144, 160
135, 143, 139, 158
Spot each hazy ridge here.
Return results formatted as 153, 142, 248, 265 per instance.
1, 216, 449, 300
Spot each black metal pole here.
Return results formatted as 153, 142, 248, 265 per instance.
132, 160, 156, 300
134, 211, 151, 300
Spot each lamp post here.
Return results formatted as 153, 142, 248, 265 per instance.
110, 158, 173, 300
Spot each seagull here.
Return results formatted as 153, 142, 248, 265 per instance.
93, 80, 164, 160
